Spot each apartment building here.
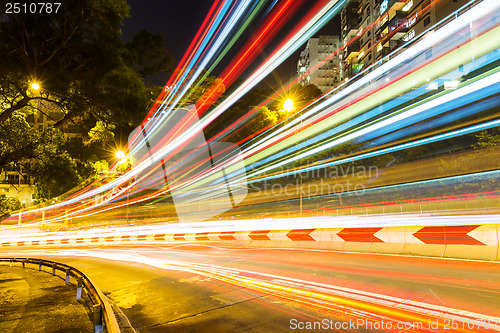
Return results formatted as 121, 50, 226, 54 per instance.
340, 0, 466, 79
1, 99, 84, 206
297, 35, 342, 92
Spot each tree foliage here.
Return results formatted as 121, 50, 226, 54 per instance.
0, 195, 21, 216
260, 106, 279, 126
297, 84, 323, 102
124, 30, 174, 79
473, 129, 500, 149
30, 130, 80, 200
86, 121, 116, 145
0, 0, 174, 201
0, 0, 171, 172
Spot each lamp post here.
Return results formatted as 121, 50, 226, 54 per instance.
114, 150, 130, 221
282, 98, 303, 218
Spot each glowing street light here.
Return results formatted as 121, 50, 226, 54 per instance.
31, 82, 40, 90
283, 99, 294, 112
115, 150, 126, 161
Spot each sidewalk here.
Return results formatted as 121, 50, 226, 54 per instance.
0, 264, 93, 332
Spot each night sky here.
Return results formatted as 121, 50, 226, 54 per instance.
122, 0, 340, 89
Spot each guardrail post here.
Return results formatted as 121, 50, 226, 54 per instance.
65, 209, 70, 226
2, 257, 119, 332
76, 277, 83, 301
65, 269, 70, 285
93, 304, 103, 333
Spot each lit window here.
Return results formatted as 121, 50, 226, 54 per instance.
402, 30, 415, 42
380, 0, 388, 15
444, 80, 460, 90
402, 0, 413, 12
426, 82, 438, 90
406, 14, 417, 27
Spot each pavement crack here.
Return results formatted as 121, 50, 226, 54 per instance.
145, 295, 266, 328
428, 288, 446, 305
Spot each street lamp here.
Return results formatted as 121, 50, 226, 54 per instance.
31, 82, 40, 90
283, 99, 294, 112
281, 97, 304, 218
115, 150, 126, 161
114, 149, 131, 221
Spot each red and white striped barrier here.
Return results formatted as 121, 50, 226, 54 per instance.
1, 223, 499, 261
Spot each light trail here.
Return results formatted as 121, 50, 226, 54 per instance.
3, 0, 349, 222
157, 0, 499, 200
3, 247, 500, 332
2, 0, 499, 230
2, 2, 500, 328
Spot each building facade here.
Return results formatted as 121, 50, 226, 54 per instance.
297, 35, 342, 93
0, 99, 84, 207
0, 162, 34, 207
340, 0, 466, 80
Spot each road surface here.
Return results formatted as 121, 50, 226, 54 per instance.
0, 264, 93, 333
3, 244, 500, 332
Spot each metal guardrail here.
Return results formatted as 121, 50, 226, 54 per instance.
0, 258, 121, 333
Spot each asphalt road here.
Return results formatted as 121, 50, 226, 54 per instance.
3, 245, 500, 332
0, 264, 93, 333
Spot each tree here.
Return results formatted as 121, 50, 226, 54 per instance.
0, 0, 178, 202
260, 106, 279, 126
175, 75, 226, 108
0, 0, 153, 172
32, 138, 81, 201
0, 111, 39, 166
297, 84, 323, 102
473, 130, 500, 149
124, 30, 174, 79
0, 195, 21, 217
86, 121, 116, 146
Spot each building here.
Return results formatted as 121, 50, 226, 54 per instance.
0, 162, 34, 207
0, 99, 84, 207
26, 99, 84, 144
340, 0, 466, 80
297, 35, 342, 93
